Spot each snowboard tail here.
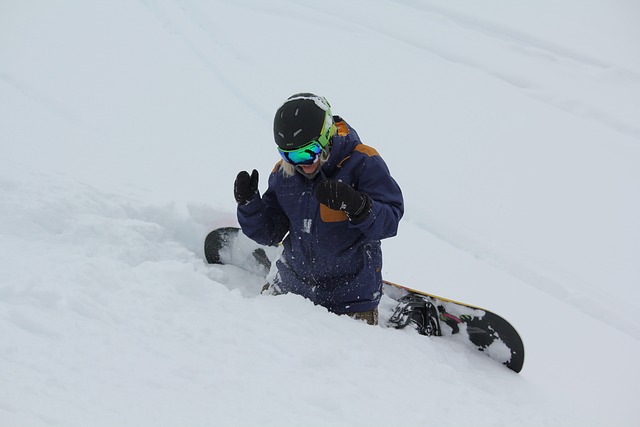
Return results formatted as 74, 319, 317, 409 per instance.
204, 227, 524, 373
204, 227, 271, 277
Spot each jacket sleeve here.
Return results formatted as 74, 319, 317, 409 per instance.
351, 154, 404, 240
237, 170, 290, 246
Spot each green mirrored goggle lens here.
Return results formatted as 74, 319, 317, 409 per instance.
278, 140, 324, 165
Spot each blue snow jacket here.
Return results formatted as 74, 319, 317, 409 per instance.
237, 117, 403, 314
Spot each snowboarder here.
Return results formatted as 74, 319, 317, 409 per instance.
233, 93, 404, 324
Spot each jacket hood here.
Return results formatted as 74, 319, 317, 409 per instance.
321, 117, 360, 177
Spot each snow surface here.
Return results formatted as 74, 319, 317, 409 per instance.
1, 0, 640, 425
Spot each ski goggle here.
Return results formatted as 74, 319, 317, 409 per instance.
278, 139, 325, 165
277, 122, 334, 166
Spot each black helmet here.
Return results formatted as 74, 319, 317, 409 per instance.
273, 93, 334, 150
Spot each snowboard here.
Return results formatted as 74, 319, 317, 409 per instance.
204, 227, 525, 373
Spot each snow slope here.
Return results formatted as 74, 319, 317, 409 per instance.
1, 0, 639, 426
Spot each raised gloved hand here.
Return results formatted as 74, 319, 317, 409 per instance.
314, 180, 371, 223
234, 169, 259, 204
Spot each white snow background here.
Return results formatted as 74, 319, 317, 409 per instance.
1, 0, 640, 426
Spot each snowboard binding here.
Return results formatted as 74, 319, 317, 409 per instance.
388, 293, 442, 336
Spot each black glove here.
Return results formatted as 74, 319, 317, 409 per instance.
315, 180, 372, 223
234, 169, 259, 204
